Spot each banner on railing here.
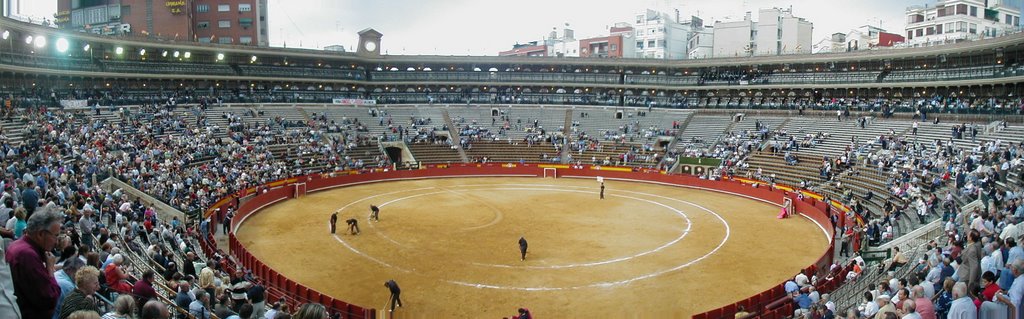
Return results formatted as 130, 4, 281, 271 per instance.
331, 98, 376, 105
60, 99, 88, 108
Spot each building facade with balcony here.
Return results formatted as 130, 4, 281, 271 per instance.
905, 0, 1020, 46
55, 0, 268, 46
629, 9, 691, 59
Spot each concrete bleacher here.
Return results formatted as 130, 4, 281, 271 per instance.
449, 105, 565, 141
406, 142, 462, 164
741, 152, 827, 187
676, 115, 732, 153
463, 140, 561, 163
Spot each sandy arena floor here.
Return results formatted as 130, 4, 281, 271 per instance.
234, 177, 829, 318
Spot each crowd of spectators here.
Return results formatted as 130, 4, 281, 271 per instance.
0, 101, 380, 319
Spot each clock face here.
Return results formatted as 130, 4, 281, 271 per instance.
364, 41, 377, 51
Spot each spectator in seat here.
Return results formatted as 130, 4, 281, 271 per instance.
946, 282, 975, 319
103, 254, 131, 294
132, 270, 158, 309
102, 295, 136, 319
140, 300, 170, 319
911, 285, 936, 319
54, 255, 84, 319
189, 290, 211, 319
874, 294, 896, 319
57, 265, 100, 319
292, 303, 327, 319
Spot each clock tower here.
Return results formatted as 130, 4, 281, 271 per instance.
357, 28, 383, 56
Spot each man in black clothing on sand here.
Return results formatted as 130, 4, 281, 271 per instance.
384, 280, 402, 312
369, 205, 380, 221
346, 218, 360, 235
600, 182, 605, 199
519, 237, 528, 261
330, 212, 338, 234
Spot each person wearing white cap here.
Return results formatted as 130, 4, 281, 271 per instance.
946, 282, 977, 319
874, 294, 896, 319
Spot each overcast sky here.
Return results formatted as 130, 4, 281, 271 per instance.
19, 0, 925, 55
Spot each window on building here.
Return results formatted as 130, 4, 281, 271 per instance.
197, 4, 209, 12
121, 5, 131, 17
657, 40, 666, 48
945, 22, 954, 32
637, 41, 643, 49
218, 20, 231, 28
936, 24, 942, 34
636, 15, 643, 24
218, 37, 233, 44
240, 36, 252, 44
956, 4, 967, 15
970, 6, 977, 17
916, 29, 923, 36
958, 21, 967, 32
239, 18, 253, 28
969, 23, 977, 33
926, 27, 935, 35
239, 4, 252, 12
198, 37, 211, 43
1008, 14, 1014, 25
610, 44, 617, 51
907, 31, 913, 39
648, 40, 655, 48
197, 21, 209, 29
218, 4, 230, 12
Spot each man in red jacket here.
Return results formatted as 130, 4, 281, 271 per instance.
5, 207, 62, 318
132, 270, 158, 308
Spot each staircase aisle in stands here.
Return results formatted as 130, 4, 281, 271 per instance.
443, 109, 470, 163
561, 109, 573, 163
660, 112, 695, 170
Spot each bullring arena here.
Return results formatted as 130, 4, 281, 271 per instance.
228, 166, 833, 318
2, 11, 1024, 319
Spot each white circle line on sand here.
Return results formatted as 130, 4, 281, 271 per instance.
331, 234, 413, 274
462, 188, 692, 269
327, 183, 729, 290
445, 188, 732, 291
341, 186, 692, 270
332, 187, 438, 248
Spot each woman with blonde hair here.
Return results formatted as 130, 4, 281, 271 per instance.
292, 303, 328, 319
101, 295, 137, 319
59, 266, 102, 319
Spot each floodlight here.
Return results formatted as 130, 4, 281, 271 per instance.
1, 30, 8, 40
173, 51, 180, 58
24, 35, 32, 44
115, 47, 124, 55
216, 53, 224, 61
83, 44, 90, 51
183, 52, 191, 58
33, 36, 45, 48
139, 49, 146, 56
55, 38, 69, 53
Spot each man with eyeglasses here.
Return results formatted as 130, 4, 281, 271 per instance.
4, 207, 63, 318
